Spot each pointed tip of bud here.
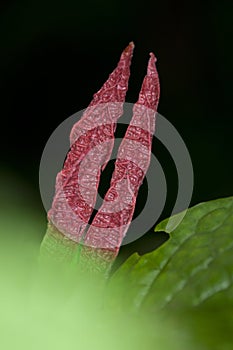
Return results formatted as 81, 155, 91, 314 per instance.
149, 52, 157, 62
129, 41, 135, 48
134, 50, 160, 110
122, 41, 135, 56
147, 52, 158, 76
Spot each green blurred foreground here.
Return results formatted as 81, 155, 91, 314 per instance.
0, 217, 189, 350
0, 207, 189, 349
0, 173, 232, 349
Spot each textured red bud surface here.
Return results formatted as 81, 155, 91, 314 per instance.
79, 53, 160, 272
47, 42, 134, 242
40, 44, 160, 275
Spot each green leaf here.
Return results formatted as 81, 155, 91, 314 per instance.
107, 197, 233, 348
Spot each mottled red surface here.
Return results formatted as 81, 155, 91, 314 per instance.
81, 52, 160, 262
48, 43, 134, 241
47, 45, 160, 273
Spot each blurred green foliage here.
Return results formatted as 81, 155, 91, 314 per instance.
0, 176, 191, 350
1, 174, 233, 349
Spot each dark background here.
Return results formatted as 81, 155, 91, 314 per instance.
1, 0, 232, 264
